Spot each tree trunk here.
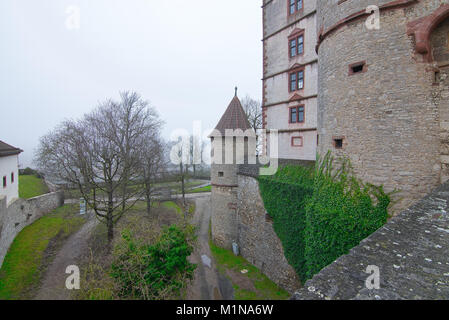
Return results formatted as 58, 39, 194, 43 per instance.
107, 191, 114, 247
180, 163, 186, 206
145, 187, 151, 215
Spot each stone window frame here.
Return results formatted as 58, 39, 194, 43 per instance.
348, 60, 367, 76
288, 29, 305, 59
289, 105, 305, 124
333, 136, 346, 150
287, 0, 303, 16
291, 136, 304, 148
288, 66, 305, 93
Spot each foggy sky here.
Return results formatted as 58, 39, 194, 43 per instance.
0, 0, 262, 168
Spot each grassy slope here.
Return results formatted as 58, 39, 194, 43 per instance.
209, 232, 289, 300
0, 205, 85, 300
18, 175, 49, 199
188, 185, 211, 194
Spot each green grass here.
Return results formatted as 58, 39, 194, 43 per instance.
0, 205, 85, 300
18, 175, 49, 199
162, 201, 182, 214
209, 227, 289, 300
188, 185, 211, 194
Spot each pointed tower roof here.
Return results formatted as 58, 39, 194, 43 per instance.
212, 92, 252, 136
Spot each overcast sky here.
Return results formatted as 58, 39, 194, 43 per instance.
0, 0, 262, 168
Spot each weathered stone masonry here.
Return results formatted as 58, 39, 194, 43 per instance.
235, 172, 301, 294
317, 0, 449, 213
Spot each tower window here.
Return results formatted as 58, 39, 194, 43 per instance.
289, 34, 304, 58
3, 176, 6, 188
289, 105, 305, 123
289, 69, 304, 92
218, 172, 224, 177
289, 0, 303, 15
11, 172, 14, 183
349, 61, 367, 75
334, 138, 344, 149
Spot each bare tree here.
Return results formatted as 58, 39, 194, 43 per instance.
139, 133, 167, 215
241, 95, 262, 132
35, 91, 161, 245
241, 95, 262, 155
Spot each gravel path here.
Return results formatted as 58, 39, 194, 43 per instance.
34, 213, 98, 300
186, 196, 234, 300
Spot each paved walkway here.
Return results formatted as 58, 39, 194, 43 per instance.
292, 182, 449, 300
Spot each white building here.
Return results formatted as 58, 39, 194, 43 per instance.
0, 140, 22, 206
262, 0, 318, 161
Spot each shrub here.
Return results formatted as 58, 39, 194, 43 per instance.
258, 152, 390, 283
110, 225, 196, 300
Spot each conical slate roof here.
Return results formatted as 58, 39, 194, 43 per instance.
212, 95, 252, 136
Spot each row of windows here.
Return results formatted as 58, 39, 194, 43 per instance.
2, 173, 14, 188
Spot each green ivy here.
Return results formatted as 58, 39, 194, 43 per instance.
258, 152, 390, 283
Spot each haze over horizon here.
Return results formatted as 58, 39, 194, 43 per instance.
0, 0, 262, 168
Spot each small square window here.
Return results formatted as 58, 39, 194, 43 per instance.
349, 61, 367, 75
218, 172, 224, 177
334, 139, 343, 149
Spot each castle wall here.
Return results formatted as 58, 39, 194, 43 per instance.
317, 0, 449, 212
210, 185, 239, 250
0, 191, 64, 267
236, 174, 301, 294
431, 18, 449, 182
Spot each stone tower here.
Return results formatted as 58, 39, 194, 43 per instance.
210, 91, 256, 250
316, 0, 449, 212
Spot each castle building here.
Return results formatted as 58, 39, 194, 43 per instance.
316, 0, 449, 212
262, 0, 318, 161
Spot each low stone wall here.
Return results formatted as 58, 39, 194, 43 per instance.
0, 192, 64, 267
236, 174, 301, 294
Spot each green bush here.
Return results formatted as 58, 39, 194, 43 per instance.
258, 153, 390, 283
110, 225, 196, 300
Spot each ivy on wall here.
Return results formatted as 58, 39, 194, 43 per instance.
258, 153, 390, 283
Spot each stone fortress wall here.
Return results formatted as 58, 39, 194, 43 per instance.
317, 0, 449, 213
0, 192, 64, 267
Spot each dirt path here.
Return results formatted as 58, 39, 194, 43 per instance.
34, 213, 98, 300
186, 196, 234, 300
